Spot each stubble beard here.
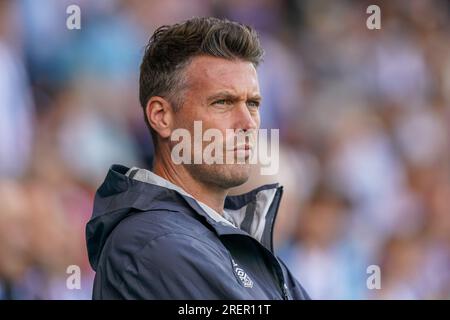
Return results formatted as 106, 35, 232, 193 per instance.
185, 162, 251, 190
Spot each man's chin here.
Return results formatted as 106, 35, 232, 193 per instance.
188, 163, 252, 190
215, 164, 252, 189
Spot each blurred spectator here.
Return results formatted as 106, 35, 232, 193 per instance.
0, 0, 449, 299
279, 186, 368, 299
0, 1, 35, 178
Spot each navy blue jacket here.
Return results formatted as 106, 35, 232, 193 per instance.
86, 164, 309, 300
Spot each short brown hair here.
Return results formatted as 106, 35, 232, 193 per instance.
139, 17, 264, 143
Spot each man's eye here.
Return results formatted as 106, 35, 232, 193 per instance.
214, 99, 232, 105
247, 101, 260, 108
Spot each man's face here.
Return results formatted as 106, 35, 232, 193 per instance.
171, 55, 261, 189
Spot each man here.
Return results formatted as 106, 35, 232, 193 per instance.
86, 17, 309, 300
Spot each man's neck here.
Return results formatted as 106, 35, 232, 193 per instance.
152, 153, 227, 215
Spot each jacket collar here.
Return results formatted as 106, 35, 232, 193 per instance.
126, 167, 236, 228
96, 164, 284, 253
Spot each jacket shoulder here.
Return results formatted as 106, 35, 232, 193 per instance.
107, 208, 216, 254
94, 218, 247, 299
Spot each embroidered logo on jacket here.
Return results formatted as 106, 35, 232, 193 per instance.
231, 259, 253, 288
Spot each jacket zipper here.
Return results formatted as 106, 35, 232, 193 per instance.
266, 187, 291, 300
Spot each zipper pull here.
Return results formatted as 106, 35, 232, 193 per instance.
282, 283, 291, 300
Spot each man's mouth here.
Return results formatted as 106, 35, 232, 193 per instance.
228, 145, 254, 161
232, 144, 252, 151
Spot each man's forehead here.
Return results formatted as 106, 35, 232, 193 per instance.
184, 55, 260, 93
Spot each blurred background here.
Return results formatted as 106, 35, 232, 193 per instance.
0, 0, 449, 299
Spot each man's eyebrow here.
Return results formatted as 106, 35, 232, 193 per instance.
207, 92, 238, 102
207, 92, 262, 102
248, 94, 262, 101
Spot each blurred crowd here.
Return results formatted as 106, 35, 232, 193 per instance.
0, 0, 449, 299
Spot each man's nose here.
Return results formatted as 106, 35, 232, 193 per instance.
234, 102, 258, 131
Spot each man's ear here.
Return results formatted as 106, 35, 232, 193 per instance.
145, 97, 174, 140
